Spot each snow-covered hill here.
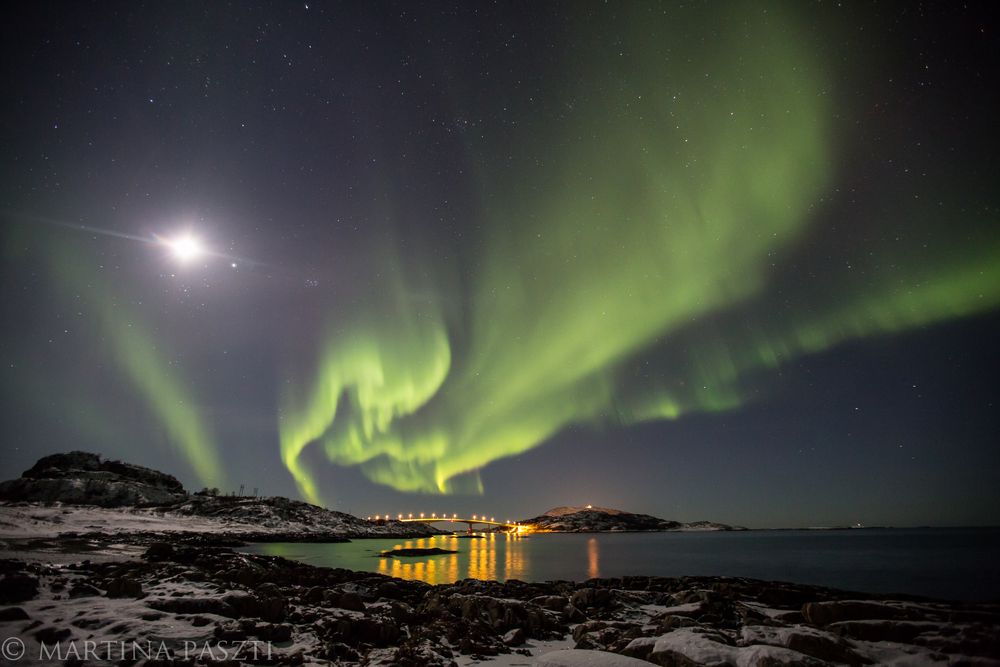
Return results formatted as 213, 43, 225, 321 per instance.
521, 506, 742, 533
0, 451, 442, 540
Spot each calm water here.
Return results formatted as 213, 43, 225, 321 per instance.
243, 528, 1000, 602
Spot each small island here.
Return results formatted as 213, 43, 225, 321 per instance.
379, 547, 458, 558
520, 505, 744, 533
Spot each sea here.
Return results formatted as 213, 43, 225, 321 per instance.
242, 527, 1000, 602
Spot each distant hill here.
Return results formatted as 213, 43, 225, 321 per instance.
521, 505, 743, 532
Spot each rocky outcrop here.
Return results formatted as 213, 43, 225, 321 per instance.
0, 451, 186, 507
521, 506, 741, 533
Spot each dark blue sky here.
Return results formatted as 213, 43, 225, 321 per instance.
2, 2, 998, 528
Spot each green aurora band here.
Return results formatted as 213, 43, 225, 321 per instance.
49, 244, 227, 488
279, 6, 1000, 503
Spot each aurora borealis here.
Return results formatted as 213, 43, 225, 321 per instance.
2, 2, 998, 527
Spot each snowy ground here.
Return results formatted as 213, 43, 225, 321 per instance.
0, 501, 434, 541
2, 504, 998, 665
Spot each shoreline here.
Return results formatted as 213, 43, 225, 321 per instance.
2, 534, 999, 665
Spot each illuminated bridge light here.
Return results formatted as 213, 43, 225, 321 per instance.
408, 513, 413, 519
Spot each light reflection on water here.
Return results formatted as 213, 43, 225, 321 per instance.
243, 528, 1000, 601
376, 534, 532, 584
256, 533, 538, 586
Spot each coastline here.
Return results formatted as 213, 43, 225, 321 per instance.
2, 530, 999, 665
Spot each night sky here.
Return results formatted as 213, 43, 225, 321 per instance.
2, 2, 998, 529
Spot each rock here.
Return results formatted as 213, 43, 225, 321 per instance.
34, 626, 72, 643
214, 620, 248, 641
649, 628, 735, 666
574, 620, 608, 642
563, 603, 587, 622
144, 542, 175, 561
649, 628, 829, 667
621, 635, 658, 660
576, 626, 622, 650
329, 616, 400, 647
379, 547, 457, 557
656, 615, 701, 633
741, 624, 866, 664
532, 594, 570, 611
303, 586, 326, 603
255, 622, 293, 642
827, 619, 938, 644
0, 573, 38, 603
0, 606, 30, 621
68, 582, 101, 598
257, 582, 284, 598
572, 587, 594, 608
148, 596, 235, 617
503, 627, 526, 646
105, 576, 143, 598
221, 591, 259, 617
337, 591, 366, 611
802, 600, 910, 626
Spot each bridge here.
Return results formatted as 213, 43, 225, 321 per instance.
364, 513, 526, 533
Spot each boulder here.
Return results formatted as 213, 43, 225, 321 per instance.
0, 573, 38, 603
0, 606, 30, 621
802, 600, 911, 626
503, 627, 526, 646
105, 576, 143, 598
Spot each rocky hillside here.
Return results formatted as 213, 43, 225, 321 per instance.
0, 451, 187, 507
521, 506, 741, 532
0, 452, 442, 540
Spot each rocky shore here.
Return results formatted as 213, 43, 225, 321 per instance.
1, 537, 998, 666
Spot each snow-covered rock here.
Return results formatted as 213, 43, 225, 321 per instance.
0, 451, 186, 506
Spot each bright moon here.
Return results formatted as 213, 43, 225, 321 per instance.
166, 234, 204, 262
